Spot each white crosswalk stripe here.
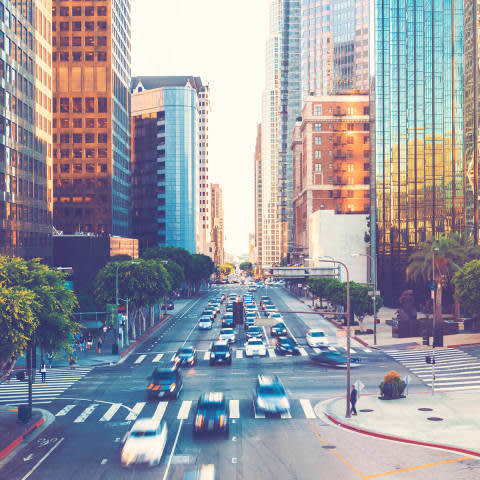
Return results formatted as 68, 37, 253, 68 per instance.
55, 404, 75, 416
267, 348, 276, 358
100, 403, 122, 422
74, 404, 98, 423
134, 355, 146, 364
153, 401, 168, 420
299, 399, 316, 419
126, 402, 145, 421
203, 351, 210, 361
152, 354, 163, 362
0, 367, 93, 405
229, 399, 240, 419
177, 400, 192, 419
385, 348, 480, 391
298, 348, 308, 357
236, 349, 243, 359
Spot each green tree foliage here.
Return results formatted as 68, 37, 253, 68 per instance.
143, 246, 192, 274
239, 262, 253, 272
453, 260, 480, 317
350, 282, 383, 318
162, 260, 184, 290
188, 254, 215, 283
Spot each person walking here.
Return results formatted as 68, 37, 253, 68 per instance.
351, 385, 358, 415
47, 352, 53, 368
97, 336, 103, 354
40, 362, 47, 383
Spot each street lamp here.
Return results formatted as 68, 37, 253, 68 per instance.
352, 252, 378, 345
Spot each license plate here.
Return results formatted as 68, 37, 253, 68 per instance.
218, 358, 223, 362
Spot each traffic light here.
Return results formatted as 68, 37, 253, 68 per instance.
422, 334, 429, 346
425, 355, 435, 364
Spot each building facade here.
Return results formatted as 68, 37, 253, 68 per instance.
259, 0, 301, 268
51, 0, 131, 236
292, 94, 370, 274
131, 76, 199, 253
210, 183, 224, 265
254, 123, 262, 266
375, 0, 464, 304
0, 0, 53, 262
300, 0, 369, 98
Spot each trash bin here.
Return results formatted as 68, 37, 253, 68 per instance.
18, 404, 32, 423
111, 343, 119, 355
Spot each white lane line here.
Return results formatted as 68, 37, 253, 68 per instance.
262, 326, 270, 347
280, 410, 292, 419
101, 458, 108, 465
236, 349, 243, 359
170, 354, 177, 362
162, 419, 184, 480
55, 404, 75, 416
300, 399, 316, 419
125, 402, 145, 421
73, 404, 98, 423
267, 348, 276, 358
99, 403, 122, 422
426, 378, 480, 386
153, 401, 168, 420
253, 401, 265, 419
152, 353, 164, 362
134, 354, 146, 364
282, 320, 298, 344
298, 347, 308, 357
203, 351, 211, 360
177, 400, 192, 420
199, 464, 215, 480
20, 437, 65, 480
229, 400, 240, 419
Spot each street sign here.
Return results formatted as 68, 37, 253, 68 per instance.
356, 380, 365, 392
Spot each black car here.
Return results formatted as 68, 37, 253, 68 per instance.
275, 337, 300, 356
209, 340, 232, 365
161, 300, 175, 310
270, 322, 287, 337
147, 366, 183, 400
193, 392, 229, 436
173, 346, 197, 367
222, 316, 234, 328
309, 348, 361, 367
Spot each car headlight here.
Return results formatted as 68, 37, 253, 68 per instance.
169, 383, 176, 392
226, 352, 230, 357
257, 397, 267, 408
210, 352, 215, 358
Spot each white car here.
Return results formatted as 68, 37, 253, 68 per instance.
121, 418, 168, 467
245, 338, 267, 357
306, 329, 329, 347
198, 318, 213, 330
219, 328, 236, 344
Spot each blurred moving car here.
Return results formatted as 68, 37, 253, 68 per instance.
147, 367, 182, 400
270, 322, 287, 337
309, 348, 360, 367
254, 375, 290, 415
121, 418, 167, 467
193, 392, 229, 436
219, 328, 236, 344
173, 346, 197, 367
306, 328, 329, 347
275, 337, 300, 356
244, 338, 267, 357
222, 312, 234, 327
209, 340, 232, 365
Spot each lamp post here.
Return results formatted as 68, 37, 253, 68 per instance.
352, 252, 378, 345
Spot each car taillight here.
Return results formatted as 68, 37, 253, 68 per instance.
169, 383, 176, 392
148, 383, 154, 390
219, 414, 226, 427
195, 414, 203, 428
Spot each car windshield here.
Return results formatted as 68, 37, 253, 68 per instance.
221, 329, 233, 334
249, 339, 263, 345
248, 327, 261, 333
178, 348, 193, 354
212, 345, 228, 352
310, 331, 325, 337
272, 313, 281, 318
259, 384, 285, 396
152, 371, 175, 382
130, 430, 157, 438
280, 339, 293, 345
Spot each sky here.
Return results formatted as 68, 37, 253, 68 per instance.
131, 0, 270, 257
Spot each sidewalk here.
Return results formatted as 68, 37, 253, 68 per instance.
320, 390, 480, 457
0, 406, 44, 461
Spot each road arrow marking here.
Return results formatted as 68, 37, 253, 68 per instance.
23, 454, 33, 462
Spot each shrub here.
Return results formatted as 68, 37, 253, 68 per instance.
383, 370, 401, 383
379, 370, 406, 399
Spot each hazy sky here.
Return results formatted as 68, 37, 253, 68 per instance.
132, 0, 270, 256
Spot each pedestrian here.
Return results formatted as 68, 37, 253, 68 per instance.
47, 352, 53, 368
102, 324, 108, 339
87, 334, 93, 350
69, 356, 77, 369
40, 362, 47, 383
351, 385, 358, 415
97, 337, 103, 354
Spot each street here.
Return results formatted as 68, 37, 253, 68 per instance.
1, 286, 479, 480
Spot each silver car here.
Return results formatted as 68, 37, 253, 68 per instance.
219, 328, 236, 344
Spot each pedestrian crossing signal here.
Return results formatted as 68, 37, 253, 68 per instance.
425, 355, 435, 364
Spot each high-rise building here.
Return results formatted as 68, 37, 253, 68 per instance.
210, 183, 224, 265
291, 94, 370, 281
0, 0, 53, 262
375, 0, 464, 304
51, 0, 131, 236
254, 123, 262, 266
300, 0, 369, 98
131, 76, 201, 253
259, 0, 301, 268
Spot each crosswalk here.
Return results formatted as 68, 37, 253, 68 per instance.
52, 397, 322, 424
0, 367, 93, 405
132, 345, 372, 364
385, 347, 480, 391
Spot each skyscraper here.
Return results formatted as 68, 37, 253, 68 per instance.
259, 0, 301, 268
375, 0, 464, 304
210, 183, 224, 265
0, 0, 53, 262
254, 123, 262, 266
301, 0, 369, 98
51, 0, 131, 236
131, 76, 201, 253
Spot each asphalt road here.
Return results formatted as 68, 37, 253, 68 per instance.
1, 285, 479, 480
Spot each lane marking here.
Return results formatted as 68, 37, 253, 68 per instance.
262, 326, 270, 347
99, 403, 122, 422
162, 419, 184, 480
177, 400, 192, 420
236, 349, 243, 359
280, 410, 292, 419
298, 347, 308, 356
152, 353, 163, 362
300, 399, 316, 419
55, 405, 75, 416
267, 348, 276, 358
101, 458, 108, 465
134, 354, 146, 364
73, 404, 98, 423
153, 401, 168, 420
20, 437, 65, 480
170, 354, 176, 362
125, 402, 145, 421
203, 351, 211, 360
229, 399, 240, 419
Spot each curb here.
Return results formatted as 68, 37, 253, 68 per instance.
325, 411, 480, 458
0, 416, 44, 461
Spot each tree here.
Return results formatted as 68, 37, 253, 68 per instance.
188, 254, 215, 287
140, 248, 184, 291
239, 262, 253, 272
307, 277, 337, 307
349, 282, 383, 324
162, 260, 185, 291
143, 246, 192, 273
453, 260, 480, 318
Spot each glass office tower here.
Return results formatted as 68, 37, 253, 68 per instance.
375, 0, 464, 304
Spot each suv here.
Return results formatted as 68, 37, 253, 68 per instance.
193, 392, 229, 436
209, 340, 232, 365
147, 366, 182, 400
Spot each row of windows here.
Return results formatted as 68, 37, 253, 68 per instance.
54, 133, 108, 144
0, 92, 33, 123
0, 60, 34, 99
0, 30, 34, 74
52, 48, 106, 62
55, 178, 108, 189
53, 117, 108, 129
0, 201, 50, 225
0, 229, 51, 249
0, 174, 47, 201
0, 146, 47, 178
54, 163, 108, 174
53, 6, 107, 17
53, 97, 108, 113
0, 2, 34, 48
53, 148, 108, 159
53, 21, 107, 33
1, 117, 34, 149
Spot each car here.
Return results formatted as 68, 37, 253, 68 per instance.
219, 328, 236, 344
309, 348, 360, 367
209, 340, 232, 365
246, 325, 263, 339
173, 346, 197, 367
270, 322, 287, 337
260, 296, 270, 302
198, 318, 213, 330
244, 317, 255, 329
202, 309, 215, 320
222, 314, 234, 328
254, 375, 290, 415
275, 337, 300, 356
193, 392, 229, 436
121, 418, 167, 467
244, 338, 267, 357
147, 367, 182, 400
306, 328, 329, 347
161, 300, 174, 310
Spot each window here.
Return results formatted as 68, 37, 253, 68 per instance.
61, 118, 69, 128
60, 36, 69, 47
60, 52, 68, 61
85, 6, 94, 16
72, 21, 81, 31
73, 149, 82, 158
100, 164, 107, 173
73, 134, 82, 143
85, 118, 95, 128
74, 164, 82, 173
72, 6, 81, 16
364, 150, 370, 158
73, 52, 82, 61
85, 21, 94, 31
97, 21, 107, 31
315, 150, 322, 159
73, 118, 82, 128
314, 123, 322, 132
97, 52, 106, 61
85, 52, 94, 61
86, 164, 94, 173
315, 136, 322, 145
97, 36, 106, 46
60, 164, 70, 173
85, 149, 95, 158
85, 36, 94, 46
314, 163, 322, 172
72, 98, 82, 113
85, 133, 94, 143
97, 6, 107, 15
60, 149, 69, 158
60, 133, 69, 144
85, 98, 94, 113
72, 36, 81, 46
363, 135, 368, 144
98, 133, 107, 143
364, 163, 370, 171
98, 98, 107, 113
98, 148, 107, 158
59, 6, 69, 16
59, 22, 69, 31
314, 105, 322, 116
347, 164, 354, 172
60, 97, 69, 113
